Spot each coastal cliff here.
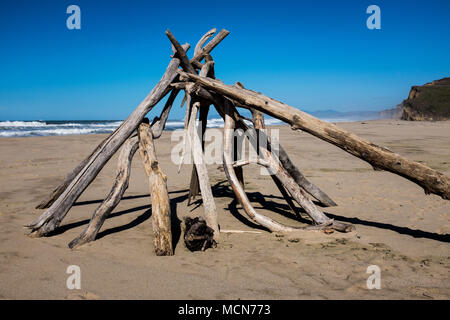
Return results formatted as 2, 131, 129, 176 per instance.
399, 78, 450, 121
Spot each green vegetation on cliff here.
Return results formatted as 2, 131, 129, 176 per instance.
401, 78, 450, 121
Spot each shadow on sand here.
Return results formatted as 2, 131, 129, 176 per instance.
48, 180, 449, 247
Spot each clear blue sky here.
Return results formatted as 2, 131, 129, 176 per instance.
1, 0, 449, 120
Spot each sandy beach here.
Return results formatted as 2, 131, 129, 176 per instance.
0, 119, 449, 299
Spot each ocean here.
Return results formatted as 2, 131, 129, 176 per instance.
0, 112, 381, 138
0, 118, 282, 137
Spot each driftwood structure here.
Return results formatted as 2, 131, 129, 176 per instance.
27, 29, 450, 255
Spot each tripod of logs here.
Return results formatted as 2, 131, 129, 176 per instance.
27, 29, 450, 256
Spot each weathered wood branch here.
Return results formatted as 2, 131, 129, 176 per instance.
26, 46, 189, 237
235, 82, 337, 207
250, 108, 352, 232
187, 61, 214, 204
68, 101, 175, 249
190, 29, 229, 68
187, 103, 208, 205
222, 100, 298, 232
68, 136, 139, 249
138, 122, 173, 256
251, 109, 301, 217
35, 136, 109, 209
30, 30, 231, 237
187, 98, 219, 237
203, 91, 337, 207
151, 88, 180, 139
179, 72, 450, 200
166, 30, 196, 74
223, 100, 351, 233
194, 28, 217, 57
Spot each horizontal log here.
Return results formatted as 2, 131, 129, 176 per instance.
179, 71, 450, 200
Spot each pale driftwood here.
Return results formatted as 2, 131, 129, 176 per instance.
206, 91, 337, 207
223, 100, 352, 233
190, 29, 229, 69
234, 81, 336, 207
187, 62, 214, 205
30, 30, 232, 237
151, 88, 180, 139
138, 122, 173, 256
187, 103, 208, 205
220, 229, 262, 234
276, 143, 337, 207
232, 158, 271, 168
35, 135, 110, 209
30, 28, 450, 254
179, 71, 450, 200
26, 50, 187, 237
68, 136, 139, 249
250, 108, 352, 232
166, 30, 196, 74
187, 98, 219, 237
223, 100, 297, 232
68, 104, 174, 249
194, 28, 217, 57
251, 109, 301, 216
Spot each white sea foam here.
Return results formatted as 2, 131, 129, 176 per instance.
0, 117, 360, 138
0, 121, 47, 127
0, 120, 124, 137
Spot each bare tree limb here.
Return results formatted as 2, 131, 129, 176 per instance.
138, 122, 174, 256
68, 136, 139, 249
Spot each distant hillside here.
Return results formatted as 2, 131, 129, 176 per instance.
398, 78, 450, 121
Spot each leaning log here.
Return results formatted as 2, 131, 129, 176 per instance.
187, 98, 220, 236
202, 90, 337, 206
68, 136, 139, 249
187, 103, 208, 205
222, 100, 297, 232
251, 109, 300, 217
179, 71, 450, 200
138, 122, 173, 256
26, 50, 186, 237
248, 107, 352, 231
223, 101, 349, 233
35, 134, 111, 209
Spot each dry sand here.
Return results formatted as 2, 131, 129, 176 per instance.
0, 119, 449, 299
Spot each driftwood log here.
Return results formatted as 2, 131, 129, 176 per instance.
28, 28, 449, 255
29, 33, 229, 237
68, 136, 139, 249
138, 122, 173, 256
179, 71, 450, 200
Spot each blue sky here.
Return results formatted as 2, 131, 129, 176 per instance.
0, 0, 449, 120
